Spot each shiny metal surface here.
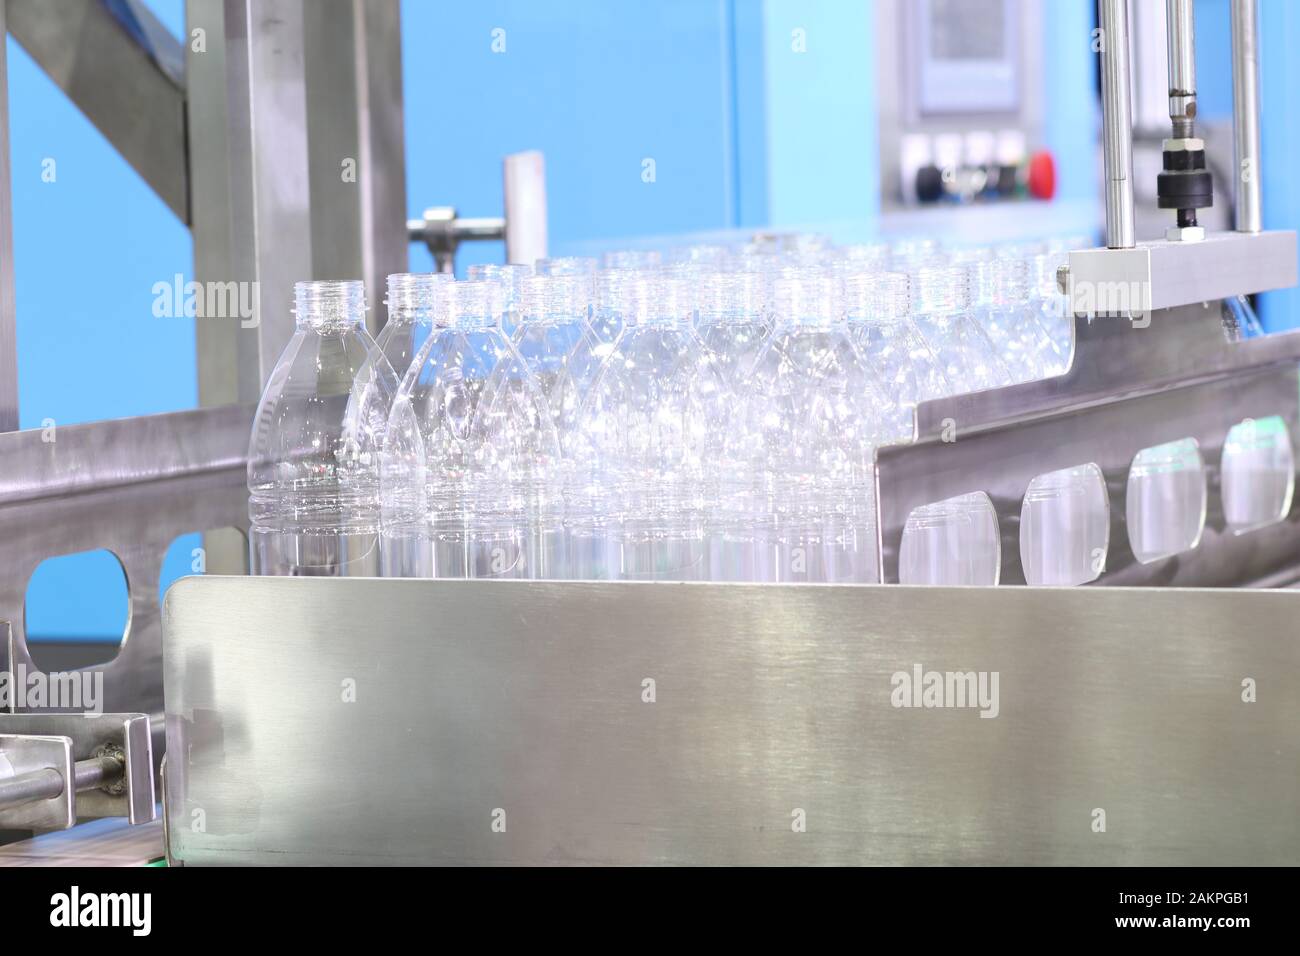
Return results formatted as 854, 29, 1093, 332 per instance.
303, 0, 408, 336
504, 151, 548, 266
0, 734, 73, 832
1164, 0, 1196, 134
1099, 0, 1136, 249
164, 576, 1300, 865
0, 0, 17, 433
187, 0, 407, 403
880, 303, 1300, 586
5, 0, 188, 221
1230, 0, 1262, 233
1066, 230, 1297, 313
0, 408, 251, 750
0, 714, 156, 826
187, 0, 314, 407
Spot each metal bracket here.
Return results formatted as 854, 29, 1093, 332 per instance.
409, 151, 547, 273
1065, 230, 1297, 315
0, 713, 155, 833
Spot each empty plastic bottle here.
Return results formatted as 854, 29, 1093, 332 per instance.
693, 271, 772, 392
720, 271, 891, 583
467, 263, 530, 338
381, 280, 559, 579
375, 273, 451, 384
844, 270, 948, 438
570, 276, 726, 581
968, 257, 1062, 382
908, 267, 1012, 395
248, 279, 397, 576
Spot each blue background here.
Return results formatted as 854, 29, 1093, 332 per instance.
8, 0, 1300, 640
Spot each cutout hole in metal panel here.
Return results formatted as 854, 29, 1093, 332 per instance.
1125, 437, 1207, 564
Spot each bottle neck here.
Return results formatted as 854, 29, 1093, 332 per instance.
384, 273, 449, 327
294, 280, 366, 333
520, 274, 590, 326
442, 280, 504, 331
771, 273, 841, 328
843, 272, 909, 322
908, 268, 970, 315
696, 272, 766, 325
969, 258, 1029, 306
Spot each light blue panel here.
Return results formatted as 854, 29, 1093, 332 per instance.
7, 0, 193, 430
401, 0, 737, 271
1042, 0, 1100, 204
1256, 0, 1300, 331
761, 0, 878, 226
729, 0, 769, 228
158, 532, 204, 607
1193, 0, 1233, 121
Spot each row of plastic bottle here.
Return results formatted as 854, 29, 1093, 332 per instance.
247, 234, 1080, 582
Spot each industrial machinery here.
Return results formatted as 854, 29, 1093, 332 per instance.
2, 0, 1299, 866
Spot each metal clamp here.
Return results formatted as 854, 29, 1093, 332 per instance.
0, 713, 155, 832
408, 151, 547, 273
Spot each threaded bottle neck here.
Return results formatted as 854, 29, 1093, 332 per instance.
909, 267, 971, 314
442, 280, 505, 330
613, 275, 694, 327
771, 272, 841, 327
696, 271, 767, 324
843, 271, 909, 322
294, 280, 366, 332
384, 272, 450, 324
465, 263, 530, 300
520, 274, 589, 324
534, 256, 598, 277
970, 257, 1029, 306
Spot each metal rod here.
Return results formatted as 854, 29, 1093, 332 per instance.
0, 767, 63, 810
1165, 0, 1196, 137
1100, 0, 1136, 248
0, 755, 123, 814
1231, 0, 1262, 233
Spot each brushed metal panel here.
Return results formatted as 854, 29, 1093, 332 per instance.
164, 577, 1300, 865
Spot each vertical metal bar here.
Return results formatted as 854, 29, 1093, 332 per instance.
1231, 0, 1262, 233
1099, 0, 1136, 249
1165, 0, 1196, 137
187, 0, 314, 408
503, 152, 548, 267
302, 0, 407, 336
0, 0, 20, 432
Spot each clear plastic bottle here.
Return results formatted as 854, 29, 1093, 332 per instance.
381, 280, 559, 578
248, 279, 397, 576
693, 271, 772, 392
968, 257, 1061, 382
908, 266, 1012, 395
374, 273, 451, 384
570, 276, 726, 581
466, 263, 530, 338
843, 270, 948, 435
721, 271, 889, 583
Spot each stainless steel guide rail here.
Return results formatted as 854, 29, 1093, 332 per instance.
162, 577, 1300, 866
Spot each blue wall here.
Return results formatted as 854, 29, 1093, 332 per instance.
401, 0, 747, 272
